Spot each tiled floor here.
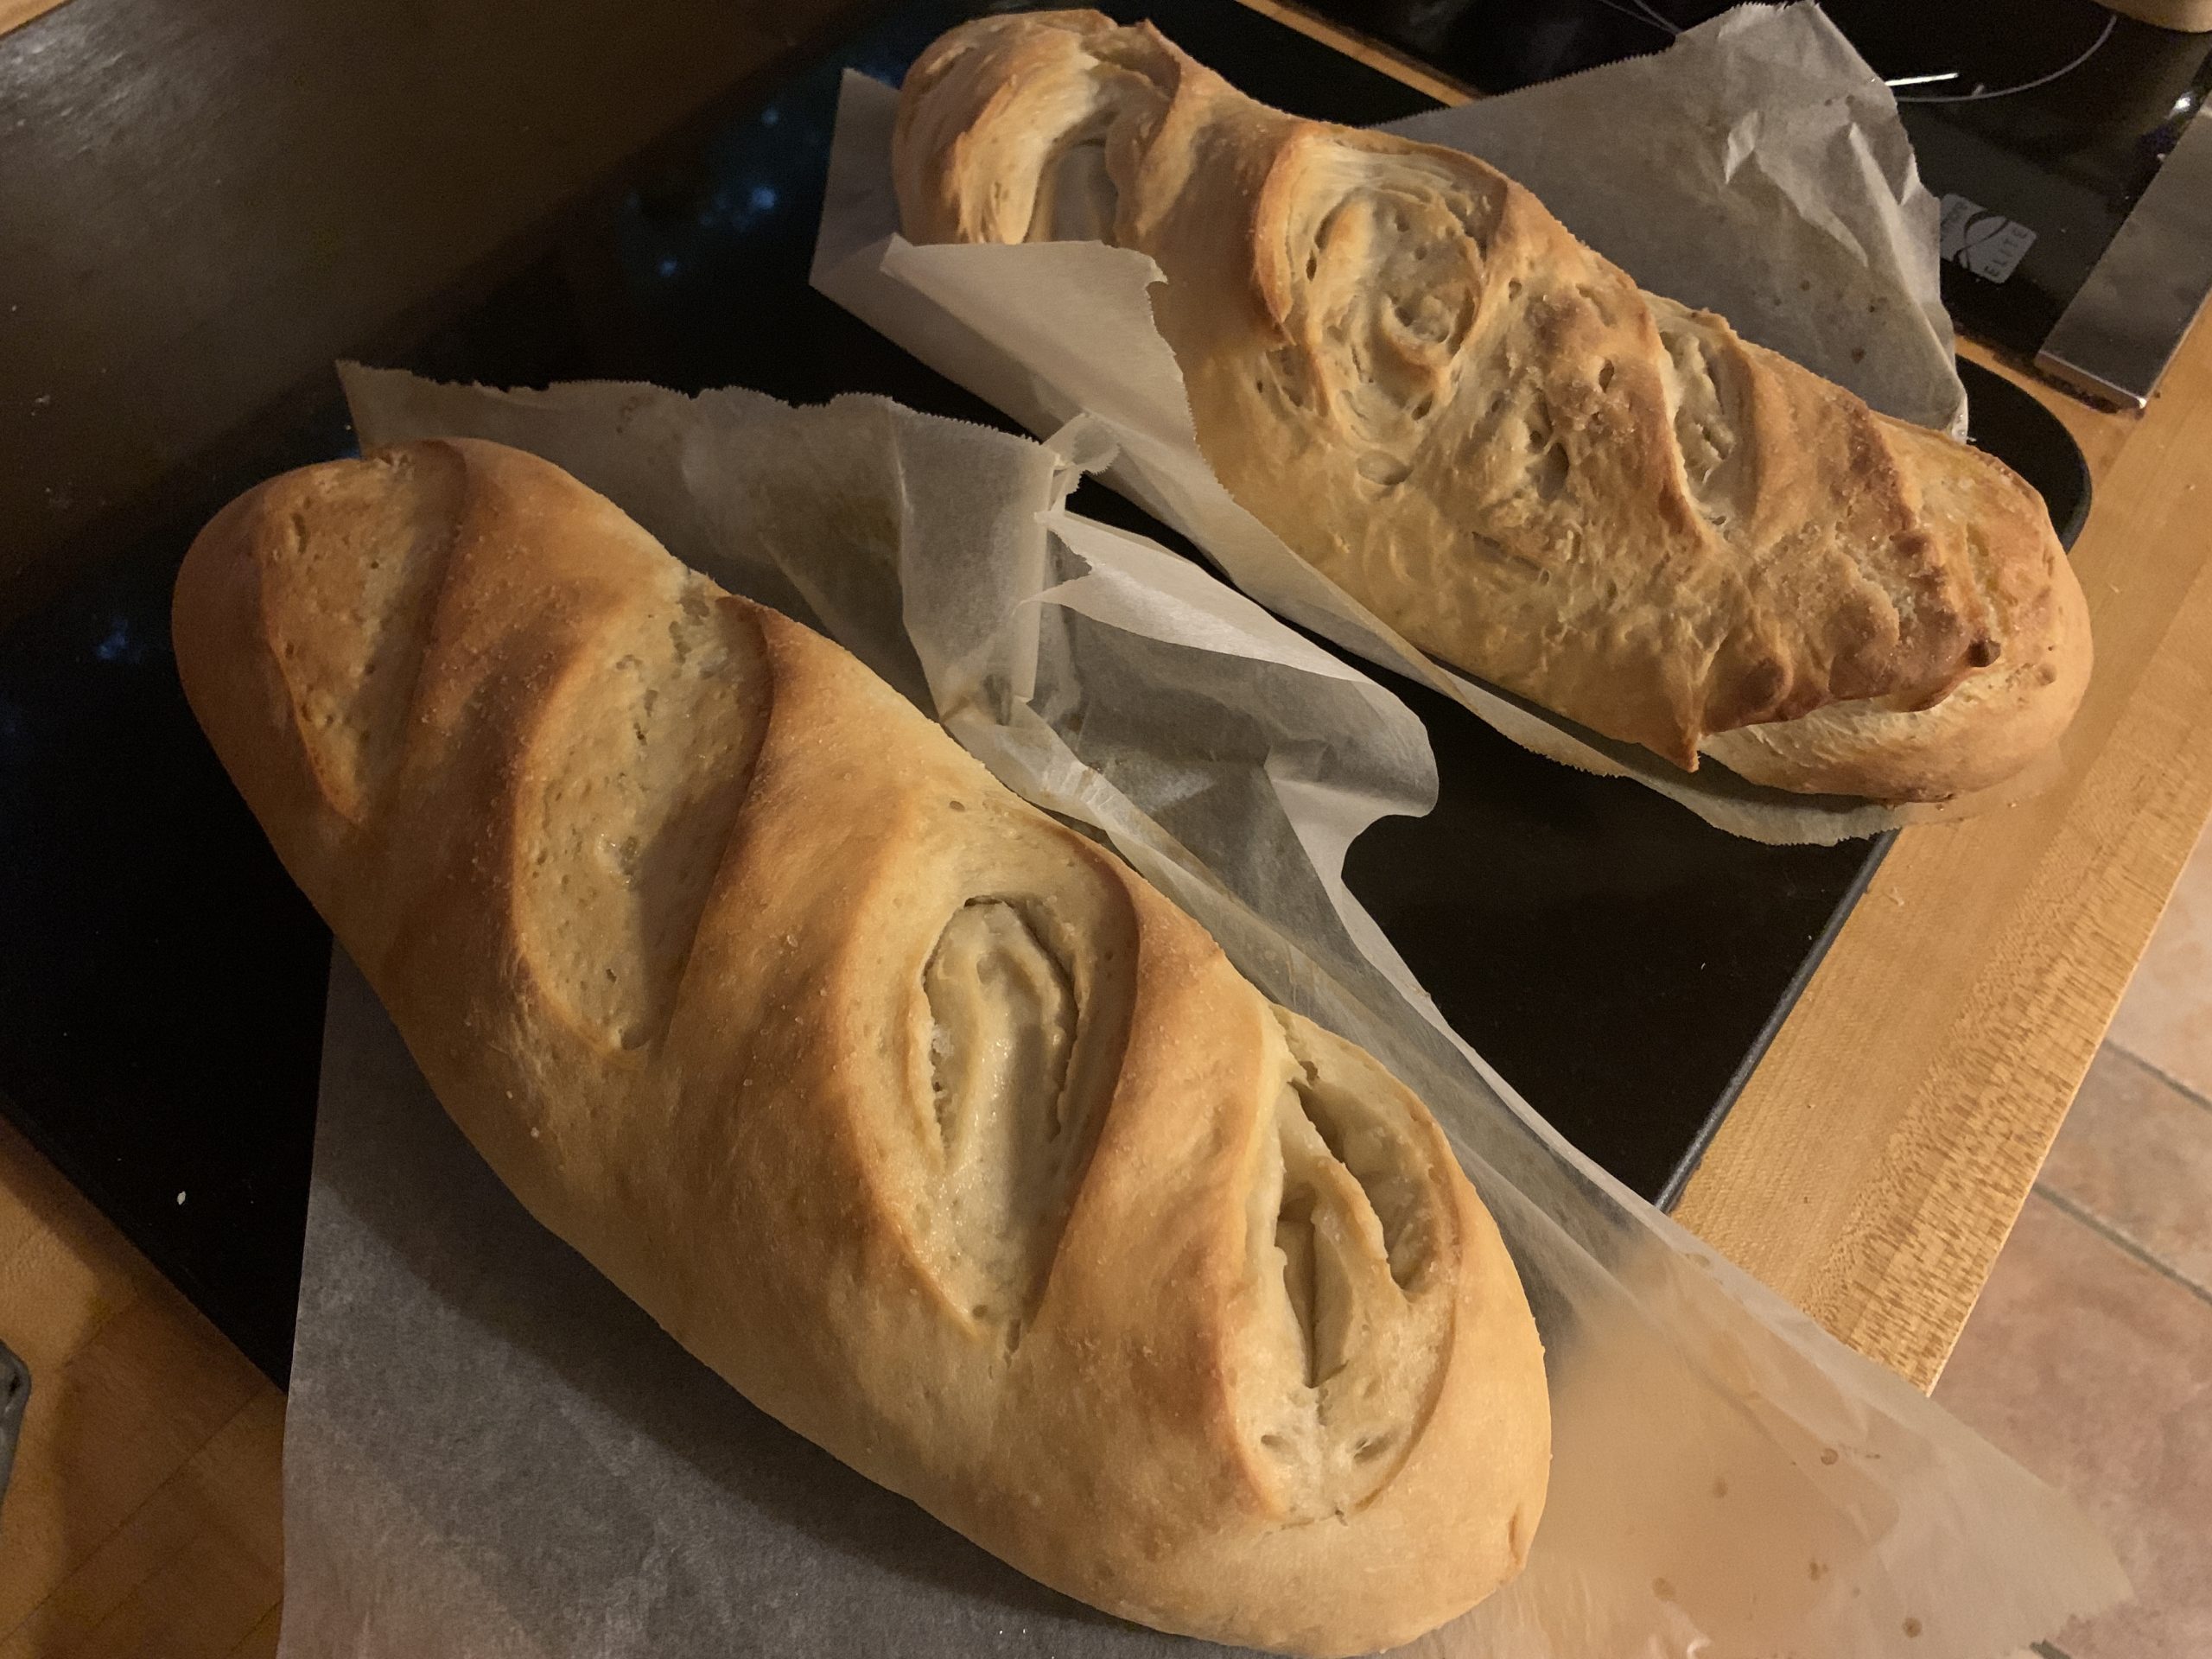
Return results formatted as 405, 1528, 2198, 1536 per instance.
1938, 825, 2212, 1659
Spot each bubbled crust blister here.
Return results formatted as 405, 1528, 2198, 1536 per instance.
170, 437, 1549, 1657
893, 11, 2091, 800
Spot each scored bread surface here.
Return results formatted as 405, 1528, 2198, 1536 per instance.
891, 10, 2092, 800
170, 437, 1550, 1657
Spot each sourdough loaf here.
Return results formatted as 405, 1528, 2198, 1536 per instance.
892, 11, 2092, 800
171, 437, 1550, 1657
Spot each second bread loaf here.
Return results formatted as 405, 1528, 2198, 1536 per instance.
892, 11, 2092, 802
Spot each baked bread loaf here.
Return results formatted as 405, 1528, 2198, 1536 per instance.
892, 11, 2092, 801
171, 437, 1549, 1656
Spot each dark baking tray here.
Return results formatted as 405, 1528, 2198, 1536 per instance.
0, 0, 2086, 1383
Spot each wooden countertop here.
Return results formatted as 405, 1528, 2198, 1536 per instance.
0, 1110, 284, 1655
0, 0, 60, 35
1675, 326, 2211, 1385
5, 0, 2211, 1647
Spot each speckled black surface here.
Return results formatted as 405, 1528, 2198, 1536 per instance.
0, 0, 2088, 1383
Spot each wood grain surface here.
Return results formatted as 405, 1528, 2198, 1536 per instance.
1675, 321, 2212, 1387
0, 1115, 284, 1656
0, 0, 67, 40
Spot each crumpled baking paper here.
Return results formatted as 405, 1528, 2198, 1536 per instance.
810, 4, 2008, 845
274, 361, 2126, 1659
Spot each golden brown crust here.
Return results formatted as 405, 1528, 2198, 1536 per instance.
892, 11, 2092, 800
171, 438, 1549, 1656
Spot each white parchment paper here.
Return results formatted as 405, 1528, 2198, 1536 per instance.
276, 362, 2126, 1659
1383, 6, 1966, 436
810, 5, 2007, 845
